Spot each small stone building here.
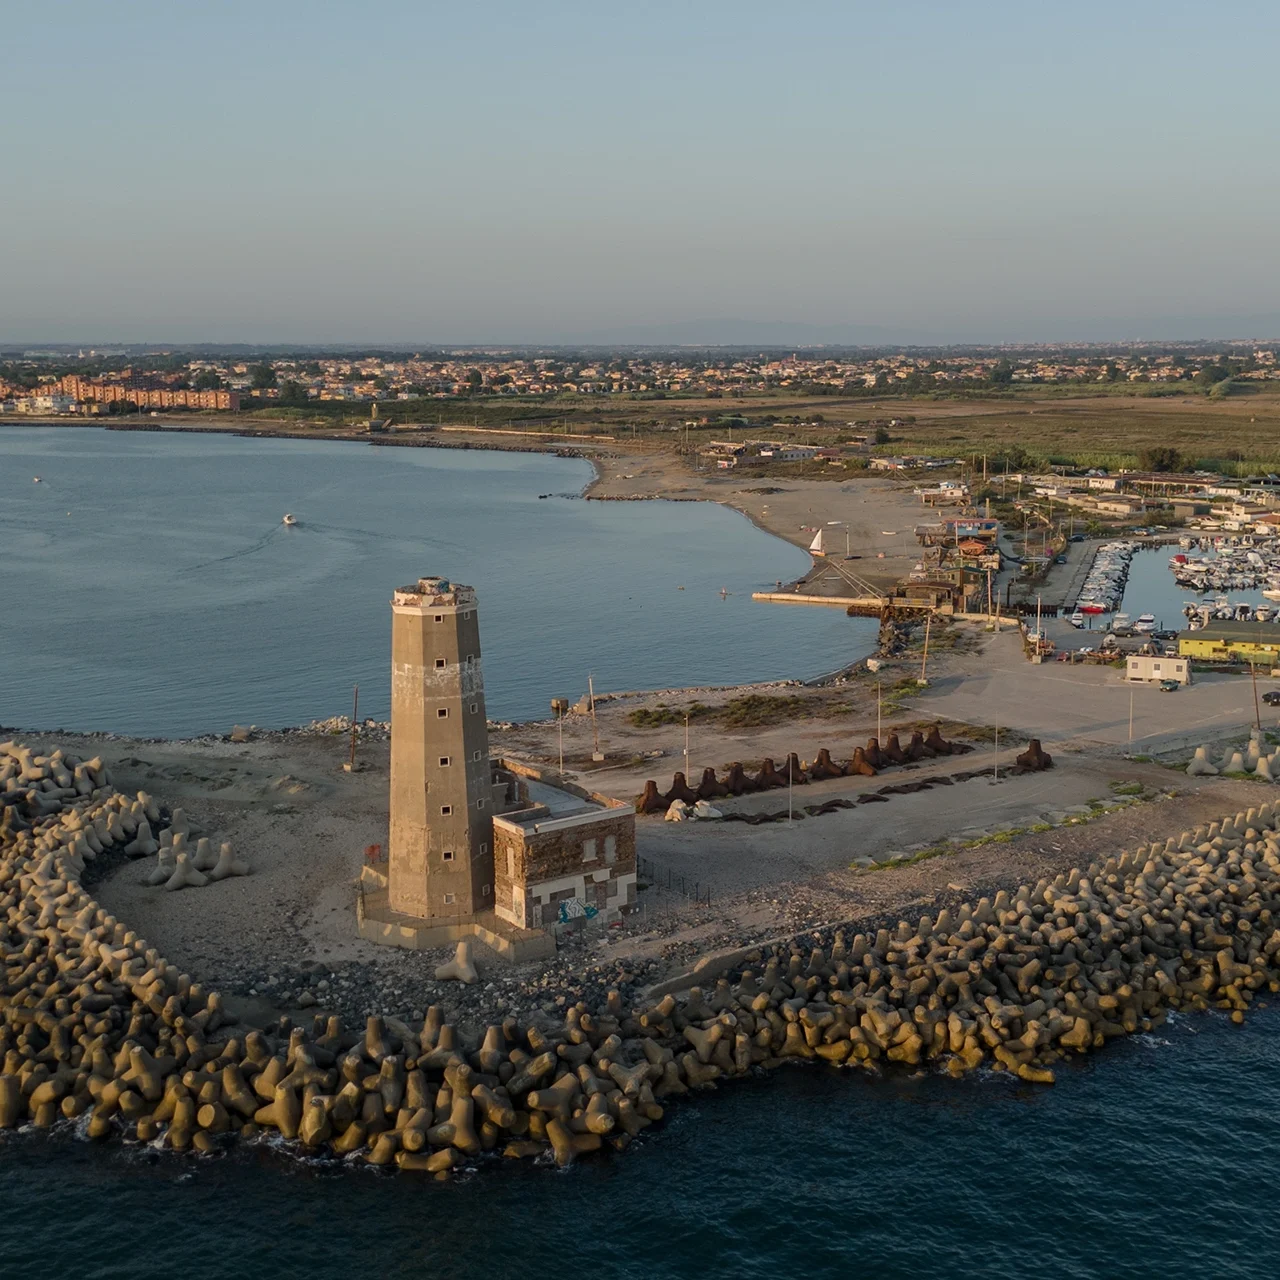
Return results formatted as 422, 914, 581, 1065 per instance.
492, 763, 636, 929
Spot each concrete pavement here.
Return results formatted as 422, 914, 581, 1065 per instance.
922, 631, 1280, 750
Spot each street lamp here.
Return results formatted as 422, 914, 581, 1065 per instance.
550, 698, 569, 774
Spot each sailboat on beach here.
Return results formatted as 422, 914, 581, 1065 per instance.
808, 529, 826, 556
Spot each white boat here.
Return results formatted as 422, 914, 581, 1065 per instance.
1263, 588, 1280, 601
282, 513, 297, 526
808, 529, 825, 555
32, 477, 41, 483
1112, 612, 1133, 632
1068, 611, 1086, 628
1133, 613, 1157, 633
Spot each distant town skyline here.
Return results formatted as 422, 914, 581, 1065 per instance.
5, 1, 1279, 345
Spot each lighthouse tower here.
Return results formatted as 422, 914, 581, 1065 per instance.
387, 576, 494, 919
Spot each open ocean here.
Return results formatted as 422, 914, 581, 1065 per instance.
3, 427, 1279, 1277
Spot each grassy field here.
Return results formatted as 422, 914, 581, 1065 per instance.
239, 381, 1280, 473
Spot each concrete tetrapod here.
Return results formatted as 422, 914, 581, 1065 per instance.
434, 939, 479, 984
13, 733, 1280, 1177
635, 781, 666, 814
208, 842, 251, 881
1187, 746, 1219, 777
164, 852, 208, 891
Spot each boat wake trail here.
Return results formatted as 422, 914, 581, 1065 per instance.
305, 521, 465, 555
188, 524, 285, 571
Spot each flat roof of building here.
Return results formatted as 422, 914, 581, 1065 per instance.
1179, 621, 1280, 641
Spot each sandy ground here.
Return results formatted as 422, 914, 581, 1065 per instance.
587, 451, 928, 586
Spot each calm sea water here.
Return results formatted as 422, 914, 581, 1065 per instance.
1, 1008, 1277, 1279
0, 427, 873, 736
1120, 546, 1271, 630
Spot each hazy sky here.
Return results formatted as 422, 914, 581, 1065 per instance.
5, 1, 1279, 344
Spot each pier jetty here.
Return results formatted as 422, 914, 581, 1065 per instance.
5, 733, 1280, 1173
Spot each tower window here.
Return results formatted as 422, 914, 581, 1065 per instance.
434, 614, 443, 622
443, 849, 455, 862
472, 750, 482, 762
470, 703, 478, 714
439, 756, 451, 767
476, 797, 485, 809
443, 893, 455, 906
583, 838, 597, 863
435, 658, 446, 669
440, 805, 452, 816
481, 842, 488, 854
482, 884, 490, 896
437, 708, 449, 719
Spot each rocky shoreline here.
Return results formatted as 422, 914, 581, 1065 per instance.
5, 734, 1280, 1175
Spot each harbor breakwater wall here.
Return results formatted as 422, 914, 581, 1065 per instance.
4, 735, 1280, 1175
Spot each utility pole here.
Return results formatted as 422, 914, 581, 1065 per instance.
993, 724, 999, 782
919, 614, 932, 684
1251, 660, 1262, 731
684, 709, 691, 780
877, 679, 882, 742
1128, 686, 1134, 748
345, 683, 359, 773
588, 673, 603, 761
550, 698, 568, 774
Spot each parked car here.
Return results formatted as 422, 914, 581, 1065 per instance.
1263, 690, 1280, 707
1158, 679, 1180, 692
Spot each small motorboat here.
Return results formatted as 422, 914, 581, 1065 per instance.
1133, 613, 1157, 633
282, 513, 297, 526
1068, 611, 1086, 628
32, 477, 41, 483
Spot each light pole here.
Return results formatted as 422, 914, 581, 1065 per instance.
550, 698, 569, 774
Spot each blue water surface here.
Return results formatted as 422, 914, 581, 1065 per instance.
0, 427, 873, 735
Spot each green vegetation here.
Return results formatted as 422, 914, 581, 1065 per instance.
627, 692, 856, 730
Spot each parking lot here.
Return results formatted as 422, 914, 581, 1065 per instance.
924, 631, 1279, 751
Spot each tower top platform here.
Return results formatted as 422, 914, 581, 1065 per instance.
392, 577, 477, 609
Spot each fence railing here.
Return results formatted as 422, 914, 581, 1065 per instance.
636, 855, 712, 912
